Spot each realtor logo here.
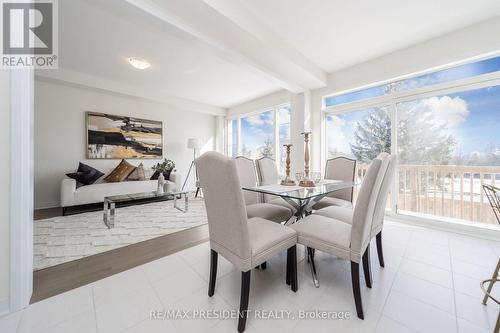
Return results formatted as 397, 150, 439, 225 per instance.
1, 0, 58, 68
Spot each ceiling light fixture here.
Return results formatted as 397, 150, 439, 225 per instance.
128, 57, 151, 69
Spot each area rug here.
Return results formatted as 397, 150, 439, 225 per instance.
34, 196, 207, 270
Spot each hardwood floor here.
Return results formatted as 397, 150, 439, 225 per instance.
31, 224, 209, 303
34, 207, 63, 220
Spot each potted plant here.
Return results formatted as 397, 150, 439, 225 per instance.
152, 158, 176, 194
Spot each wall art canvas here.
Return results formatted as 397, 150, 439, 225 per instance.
86, 112, 163, 159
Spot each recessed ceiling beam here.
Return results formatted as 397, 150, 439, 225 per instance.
36, 69, 226, 116
125, 0, 327, 93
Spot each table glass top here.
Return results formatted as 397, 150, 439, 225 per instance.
242, 179, 356, 200
105, 191, 188, 203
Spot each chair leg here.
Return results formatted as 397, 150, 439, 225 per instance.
376, 231, 385, 268
362, 247, 373, 289
195, 187, 201, 198
287, 250, 291, 285
307, 247, 319, 288
208, 250, 218, 297
238, 271, 251, 333
351, 261, 364, 320
287, 245, 298, 292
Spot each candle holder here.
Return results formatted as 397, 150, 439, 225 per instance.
299, 132, 315, 187
280, 144, 296, 186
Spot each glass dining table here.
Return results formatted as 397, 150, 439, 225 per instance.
242, 179, 357, 287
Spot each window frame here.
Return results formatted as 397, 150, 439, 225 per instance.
322, 57, 500, 219
226, 103, 291, 164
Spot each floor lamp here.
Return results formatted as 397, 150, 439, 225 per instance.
181, 138, 201, 197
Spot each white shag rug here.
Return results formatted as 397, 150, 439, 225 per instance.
34, 196, 207, 270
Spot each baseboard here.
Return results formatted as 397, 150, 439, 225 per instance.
35, 201, 60, 210
387, 213, 500, 241
0, 298, 9, 317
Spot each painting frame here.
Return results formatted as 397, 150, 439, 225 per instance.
85, 111, 163, 159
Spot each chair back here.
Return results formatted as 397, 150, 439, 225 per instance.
195, 152, 251, 261
256, 157, 279, 202
325, 156, 356, 202
371, 155, 397, 233
234, 156, 260, 205
350, 157, 383, 258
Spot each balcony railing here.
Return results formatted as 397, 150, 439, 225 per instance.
355, 163, 500, 224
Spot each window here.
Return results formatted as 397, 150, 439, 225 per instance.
227, 104, 291, 172
278, 105, 291, 173
326, 107, 390, 161
398, 56, 500, 91
324, 55, 500, 107
325, 85, 386, 107
240, 111, 274, 159
323, 55, 500, 226
397, 86, 500, 223
227, 119, 238, 158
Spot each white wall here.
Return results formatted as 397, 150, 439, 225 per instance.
34, 79, 217, 209
0, 70, 11, 314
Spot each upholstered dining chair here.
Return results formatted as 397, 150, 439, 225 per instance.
255, 157, 296, 213
235, 156, 293, 223
290, 156, 384, 320
312, 155, 357, 210
195, 152, 298, 332
315, 153, 395, 268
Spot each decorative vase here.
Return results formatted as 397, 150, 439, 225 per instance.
157, 173, 165, 194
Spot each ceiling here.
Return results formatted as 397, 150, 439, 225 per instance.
243, 0, 500, 72
43, 0, 500, 112
55, 0, 281, 109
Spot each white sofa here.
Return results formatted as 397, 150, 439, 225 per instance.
61, 172, 182, 210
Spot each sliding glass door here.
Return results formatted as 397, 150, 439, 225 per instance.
396, 86, 500, 224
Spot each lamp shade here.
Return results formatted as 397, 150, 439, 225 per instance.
187, 138, 200, 149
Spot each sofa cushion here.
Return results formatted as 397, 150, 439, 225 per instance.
150, 169, 172, 181
105, 159, 136, 182
128, 163, 146, 181
66, 162, 104, 186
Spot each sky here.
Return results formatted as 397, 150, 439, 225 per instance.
238, 107, 291, 159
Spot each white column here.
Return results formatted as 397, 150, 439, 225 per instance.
214, 115, 225, 153
7, 68, 34, 314
0, 69, 11, 316
310, 90, 323, 174
290, 91, 312, 176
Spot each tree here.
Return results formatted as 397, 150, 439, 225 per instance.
350, 106, 456, 165
350, 108, 391, 163
259, 137, 274, 158
241, 144, 252, 158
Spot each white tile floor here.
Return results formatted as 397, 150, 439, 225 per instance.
1, 221, 499, 333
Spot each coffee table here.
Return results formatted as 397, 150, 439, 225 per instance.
103, 191, 189, 228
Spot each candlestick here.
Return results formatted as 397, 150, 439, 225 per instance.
299, 132, 315, 187
281, 144, 296, 186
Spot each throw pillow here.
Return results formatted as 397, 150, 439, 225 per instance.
150, 169, 171, 181
105, 159, 136, 182
66, 163, 104, 186
127, 163, 146, 181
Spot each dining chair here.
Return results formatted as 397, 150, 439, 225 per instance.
255, 157, 296, 213
312, 155, 356, 210
195, 152, 298, 332
290, 156, 383, 319
315, 153, 395, 268
235, 156, 293, 223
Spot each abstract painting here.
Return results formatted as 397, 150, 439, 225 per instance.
86, 112, 163, 159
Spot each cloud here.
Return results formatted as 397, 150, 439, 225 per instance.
326, 115, 350, 154
417, 96, 469, 128
244, 112, 273, 127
